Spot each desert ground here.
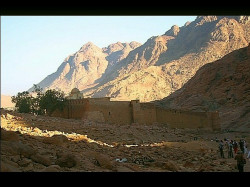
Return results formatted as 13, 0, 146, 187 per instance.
1, 109, 250, 172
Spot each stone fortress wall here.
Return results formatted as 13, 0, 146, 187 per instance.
52, 89, 221, 131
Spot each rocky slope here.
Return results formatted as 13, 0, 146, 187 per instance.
156, 44, 250, 131
30, 41, 141, 95
2, 109, 250, 172
83, 16, 250, 101
32, 16, 250, 102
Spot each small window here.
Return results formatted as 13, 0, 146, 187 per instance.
109, 112, 111, 116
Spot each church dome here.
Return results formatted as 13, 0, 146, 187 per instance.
71, 88, 80, 94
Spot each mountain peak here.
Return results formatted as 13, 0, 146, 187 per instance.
83, 41, 96, 48
103, 41, 141, 55
184, 21, 191, 27
164, 25, 180, 37
129, 41, 141, 49
79, 42, 101, 52
194, 16, 218, 26
33, 16, 250, 111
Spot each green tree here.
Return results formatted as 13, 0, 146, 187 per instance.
11, 91, 33, 113
39, 89, 66, 116
11, 85, 66, 116
31, 84, 44, 115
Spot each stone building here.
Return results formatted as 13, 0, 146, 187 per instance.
52, 89, 221, 131
66, 88, 83, 100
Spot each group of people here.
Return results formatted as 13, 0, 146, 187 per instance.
217, 138, 249, 172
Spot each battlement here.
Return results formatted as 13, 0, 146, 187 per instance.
52, 89, 221, 131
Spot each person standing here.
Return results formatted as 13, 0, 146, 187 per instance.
239, 139, 245, 153
233, 140, 238, 154
235, 150, 246, 172
219, 140, 225, 158
226, 140, 230, 158
243, 140, 247, 155
247, 144, 250, 160
228, 140, 234, 158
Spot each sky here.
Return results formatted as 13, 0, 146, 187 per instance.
1, 16, 197, 96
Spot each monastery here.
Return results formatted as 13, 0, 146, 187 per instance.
52, 88, 221, 131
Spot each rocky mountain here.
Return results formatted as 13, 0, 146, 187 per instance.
156, 44, 250, 131
29, 41, 141, 94
83, 16, 250, 101
31, 16, 250, 103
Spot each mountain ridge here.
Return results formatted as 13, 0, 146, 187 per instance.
155, 44, 250, 131
82, 16, 250, 101
30, 16, 250, 103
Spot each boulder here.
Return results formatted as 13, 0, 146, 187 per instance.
162, 160, 179, 172
55, 153, 78, 168
197, 164, 212, 172
1, 162, 21, 172
1, 141, 35, 158
17, 158, 32, 167
17, 142, 36, 158
10, 155, 21, 163
92, 152, 114, 170
30, 154, 52, 166
23, 163, 34, 172
41, 165, 61, 172
183, 161, 195, 168
1, 129, 19, 141
152, 160, 179, 171
42, 135, 68, 146
1, 141, 20, 156
115, 165, 134, 172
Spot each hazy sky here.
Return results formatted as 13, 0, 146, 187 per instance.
1, 16, 196, 96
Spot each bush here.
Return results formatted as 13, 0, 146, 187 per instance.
11, 91, 33, 113
11, 85, 66, 116
39, 89, 66, 116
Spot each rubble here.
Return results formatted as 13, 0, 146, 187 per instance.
1, 109, 250, 172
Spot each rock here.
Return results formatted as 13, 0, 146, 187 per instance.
41, 165, 61, 172
1, 141, 20, 156
1, 162, 21, 172
42, 135, 68, 146
197, 164, 213, 172
162, 160, 179, 172
23, 163, 34, 172
10, 155, 21, 163
220, 160, 227, 165
92, 152, 114, 170
192, 157, 199, 161
115, 165, 134, 172
165, 25, 180, 36
197, 165, 206, 172
183, 161, 195, 168
1, 141, 35, 158
18, 158, 32, 167
1, 129, 19, 141
17, 142, 36, 158
2, 158, 20, 168
153, 160, 179, 172
32, 127, 42, 134
55, 153, 78, 168
30, 154, 52, 166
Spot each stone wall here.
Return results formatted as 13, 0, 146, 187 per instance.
67, 99, 89, 119
131, 100, 157, 125
87, 99, 133, 124
156, 107, 221, 131
51, 98, 221, 131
